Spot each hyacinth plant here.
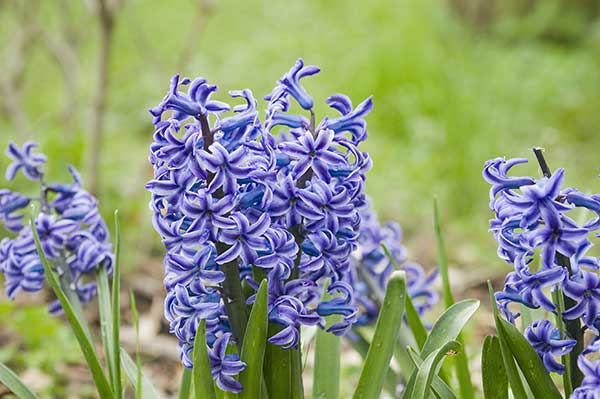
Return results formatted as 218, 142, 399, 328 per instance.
0, 60, 482, 399
483, 148, 600, 398
144, 58, 480, 399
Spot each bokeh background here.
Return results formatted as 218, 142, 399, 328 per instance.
1, 0, 600, 397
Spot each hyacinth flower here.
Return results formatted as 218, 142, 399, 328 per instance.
525, 319, 576, 374
0, 141, 114, 313
346, 200, 438, 327
483, 148, 600, 393
146, 58, 376, 393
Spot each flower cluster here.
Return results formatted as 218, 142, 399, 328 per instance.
347, 200, 438, 326
483, 155, 600, 386
147, 59, 374, 392
0, 141, 113, 313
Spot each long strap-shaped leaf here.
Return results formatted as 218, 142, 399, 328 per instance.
313, 279, 341, 399
96, 265, 117, 395
481, 336, 508, 399
353, 271, 406, 399
111, 210, 123, 398
121, 348, 162, 399
347, 329, 399, 395
420, 299, 479, 358
194, 320, 217, 399
29, 211, 115, 399
411, 340, 461, 399
433, 199, 475, 399
405, 347, 457, 399
487, 281, 528, 398
239, 280, 268, 399
382, 244, 428, 350
264, 324, 291, 399
0, 362, 39, 399
178, 368, 192, 399
497, 317, 562, 399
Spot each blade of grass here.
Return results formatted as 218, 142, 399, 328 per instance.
313, 280, 341, 399
178, 368, 192, 399
121, 349, 162, 399
239, 280, 268, 399
111, 210, 123, 398
433, 198, 454, 308
130, 290, 142, 399
412, 340, 461, 399
353, 271, 406, 399
481, 336, 508, 399
29, 209, 114, 399
433, 199, 474, 399
97, 265, 116, 394
0, 362, 40, 399
193, 319, 216, 399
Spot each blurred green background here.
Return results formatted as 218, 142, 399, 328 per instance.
1, 0, 600, 396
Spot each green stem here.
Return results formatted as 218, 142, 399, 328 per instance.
533, 148, 584, 388
552, 289, 573, 398
218, 242, 249, 350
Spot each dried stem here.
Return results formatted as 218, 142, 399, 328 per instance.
88, 0, 118, 195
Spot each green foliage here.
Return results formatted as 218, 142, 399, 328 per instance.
193, 320, 216, 399
0, 362, 40, 399
353, 271, 407, 399
496, 317, 562, 399
239, 280, 268, 399
30, 210, 115, 399
121, 349, 162, 399
481, 336, 508, 399
313, 280, 341, 399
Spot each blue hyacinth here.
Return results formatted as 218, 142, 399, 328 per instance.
0, 141, 114, 313
483, 152, 600, 389
147, 59, 375, 391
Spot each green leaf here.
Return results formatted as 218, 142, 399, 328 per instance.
405, 295, 428, 350
405, 347, 457, 399
290, 347, 303, 399
420, 299, 479, 358
111, 210, 123, 398
481, 336, 508, 399
313, 280, 341, 399
178, 368, 192, 399
497, 317, 562, 399
120, 348, 162, 399
96, 265, 116, 395
347, 329, 399, 395
353, 271, 406, 399
130, 290, 142, 399
239, 280, 268, 399
488, 281, 529, 399
433, 198, 454, 308
411, 340, 461, 399
0, 362, 40, 399
264, 324, 291, 399
382, 244, 428, 350
193, 319, 216, 399
433, 199, 475, 399
29, 209, 114, 399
